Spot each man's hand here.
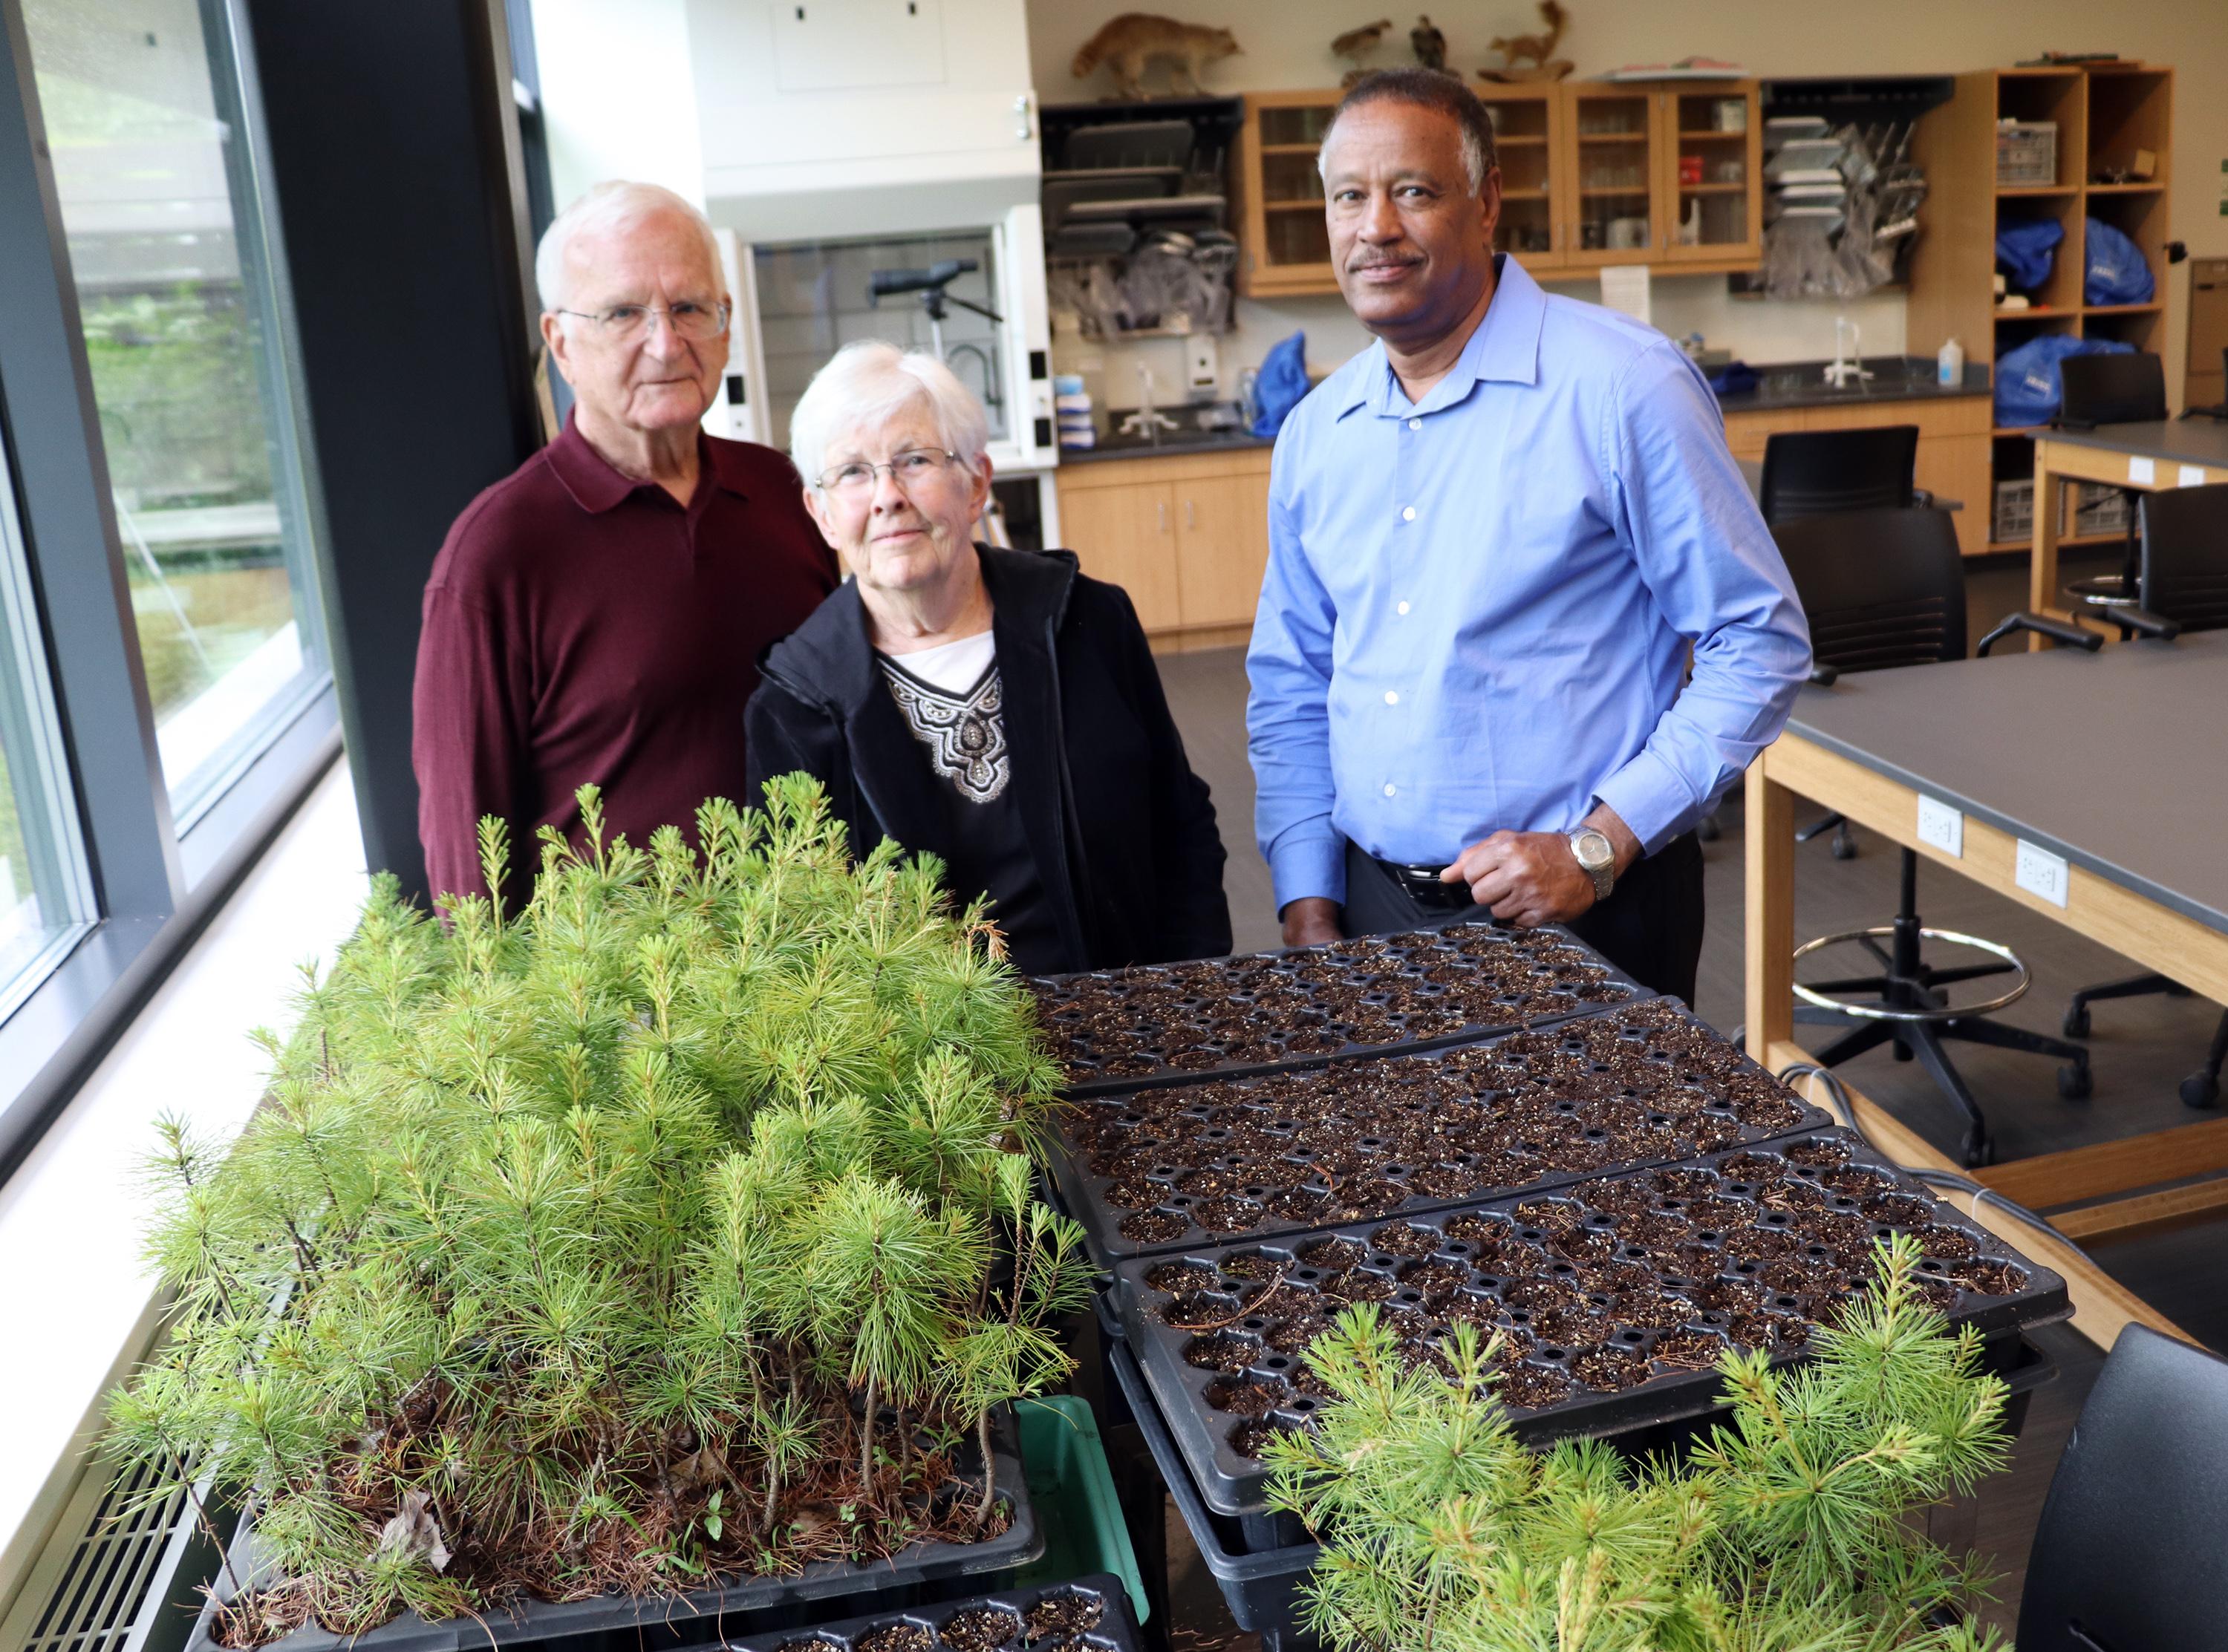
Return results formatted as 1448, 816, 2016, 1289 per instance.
1441, 806, 1641, 928
1280, 896, 1343, 948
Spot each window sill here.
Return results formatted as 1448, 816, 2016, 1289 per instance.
0, 759, 368, 1604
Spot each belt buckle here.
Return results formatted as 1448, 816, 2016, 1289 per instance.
1394, 861, 1467, 909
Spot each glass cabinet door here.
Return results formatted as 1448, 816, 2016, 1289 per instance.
1664, 85, 1761, 263
1243, 95, 1340, 293
1563, 88, 1656, 266
1479, 90, 1559, 270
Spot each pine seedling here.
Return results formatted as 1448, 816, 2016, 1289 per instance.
107, 779, 1075, 1645
1265, 1235, 2015, 1652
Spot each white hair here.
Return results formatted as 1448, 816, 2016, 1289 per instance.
535, 180, 722, 312
788, 341, 991, 489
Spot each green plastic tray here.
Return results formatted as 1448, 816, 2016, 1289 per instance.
1015, 1395, 1149, 1620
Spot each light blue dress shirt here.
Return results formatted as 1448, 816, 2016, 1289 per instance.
1246, 255, 1811, 912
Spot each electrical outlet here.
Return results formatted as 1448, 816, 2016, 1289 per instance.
2014, 839, 2070, 908
1915, 795, 1962, 858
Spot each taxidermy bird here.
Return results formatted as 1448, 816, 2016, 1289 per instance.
1410, 13, 1447, 71
1332, 16, 1394, 69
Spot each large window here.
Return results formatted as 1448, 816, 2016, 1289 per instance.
23, 0, 328, 824
0, 441, 94, 1017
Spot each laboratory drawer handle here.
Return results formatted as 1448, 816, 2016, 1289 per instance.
1158, 500, 1170, 533
1185, 498, 1196, 529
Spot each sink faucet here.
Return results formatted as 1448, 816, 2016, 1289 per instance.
1823, 316, 1873, 388
1117, 363, 1179, 445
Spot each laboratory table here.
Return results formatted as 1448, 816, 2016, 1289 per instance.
2028, 419, 2228, 636
1745, 630, 2228, 1351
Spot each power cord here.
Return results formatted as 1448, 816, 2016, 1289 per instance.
1773, 1059, 2100, 1270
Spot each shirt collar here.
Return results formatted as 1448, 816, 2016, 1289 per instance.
1335, 253, 1546, 421
545, 412, 752, 513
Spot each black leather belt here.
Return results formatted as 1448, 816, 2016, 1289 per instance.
1372, 855, 1473, 910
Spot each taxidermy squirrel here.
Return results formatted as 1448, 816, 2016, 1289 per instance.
1490, 0, 1566, 71
1072, 13, 1241, 99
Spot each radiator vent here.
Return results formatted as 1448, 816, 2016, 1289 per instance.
16, 1456, 199, 1652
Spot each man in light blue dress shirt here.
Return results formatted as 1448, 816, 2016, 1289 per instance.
1246, 71, 1810, 1004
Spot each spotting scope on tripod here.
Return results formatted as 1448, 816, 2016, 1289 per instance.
867, 258, 1003, 358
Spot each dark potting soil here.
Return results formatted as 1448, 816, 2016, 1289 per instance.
1023, 1593, 1105, 1639
856, 1626, 936, 1652
1057, 998, 1831, 1258
1116, 1130, 2065, 1489
1031, 920, 1641, 1090
939, 1610, 1023, 1652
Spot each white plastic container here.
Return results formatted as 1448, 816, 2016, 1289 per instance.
1938, 337, 1965, 387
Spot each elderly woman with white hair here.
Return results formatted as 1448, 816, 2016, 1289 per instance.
746, 342, 1231, 973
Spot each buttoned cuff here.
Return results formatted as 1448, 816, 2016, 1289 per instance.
1268, 826, 1346, 915
1593, 750, 1694, 859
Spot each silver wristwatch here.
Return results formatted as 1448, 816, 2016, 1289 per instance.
1569, 828, 1615, 901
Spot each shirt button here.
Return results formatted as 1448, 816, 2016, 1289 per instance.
1384, 782, 1398, 797
1401, 506, 1416, 521
1397, 600, 1410, 615
1407, 417, 1422, 431
1384, 690, 1399, 705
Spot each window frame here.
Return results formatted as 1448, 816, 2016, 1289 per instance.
0, 0, 343, 1184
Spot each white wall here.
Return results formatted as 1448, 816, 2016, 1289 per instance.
530, 0, 706, 212
1033, 0, 2228, 396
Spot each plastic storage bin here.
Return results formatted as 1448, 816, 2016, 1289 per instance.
1014, 1397, 1150, 1619
1996, 120, 2057, 186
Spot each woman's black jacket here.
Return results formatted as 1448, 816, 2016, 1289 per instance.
745, 546, 1232, 974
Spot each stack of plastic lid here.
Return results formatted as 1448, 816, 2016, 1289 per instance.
1055, 375, 1096, 451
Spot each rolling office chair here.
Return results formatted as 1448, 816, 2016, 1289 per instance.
1756, 424, 1924, 521
1696, 426, 1928, 849
2016, 1324, 2228, 1652
2061, 482, 2228, 1108
2054, 351, 2168, 613
1774, 507, 2098, 1167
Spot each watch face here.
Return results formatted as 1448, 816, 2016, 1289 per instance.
1574, 829, 1612, 870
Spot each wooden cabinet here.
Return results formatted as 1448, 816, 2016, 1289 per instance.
1905, 64, 2176, 551
1233, 89, 1341, 297
1237, 79, 1760, 295
1055, 448, 1273, 647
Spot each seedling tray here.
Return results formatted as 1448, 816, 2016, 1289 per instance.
1047, 998, 1834, 1263
680, 1575, 1141, 1652
1113, 1129, 2069, 1519
1029, 918, 1646, 1097
185, 1411, 1040, 1652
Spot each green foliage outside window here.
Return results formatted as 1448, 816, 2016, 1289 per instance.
1263, 1234, 2014, 1652
107, 778, 1091, 1646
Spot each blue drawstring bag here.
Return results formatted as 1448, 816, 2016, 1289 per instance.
2085, 216, 2155, 306
1996, 217, 2064, 292
1994, 334, 2133, 426
1251, 330, 1310, 438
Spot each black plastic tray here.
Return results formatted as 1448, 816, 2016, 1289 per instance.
1105, 1336, 1320, 1648
680, 1575, 1140, 1652
183, 1410, 1041, 1652
1028, 918, 1646, 1098
1113, 1129, 2071, 1519
1047, 998, 1834, 1264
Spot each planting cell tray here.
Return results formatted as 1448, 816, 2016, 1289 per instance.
1112, 1128, 2071, 1518
1028, 918, 1646, 1097
1047, 997, 1835, 1264
185, 1410, 1040, 1652
679, 1574, 1141, 1652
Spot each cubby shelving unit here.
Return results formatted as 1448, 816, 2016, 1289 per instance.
1906, 63, 2175, 552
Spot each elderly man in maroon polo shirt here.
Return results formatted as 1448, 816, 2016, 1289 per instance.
411, 182, 836, 907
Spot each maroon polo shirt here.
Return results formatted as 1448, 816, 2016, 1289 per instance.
412, 416, 838, 907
